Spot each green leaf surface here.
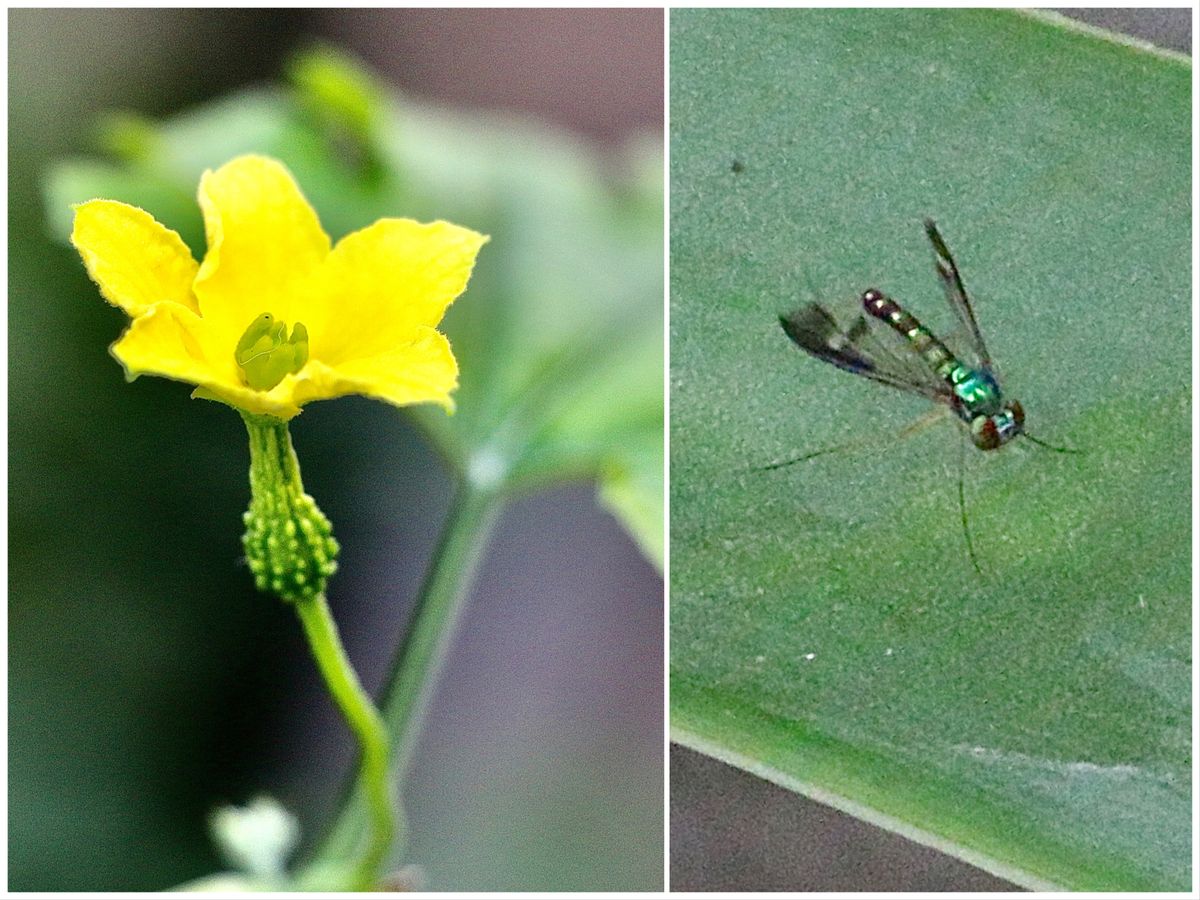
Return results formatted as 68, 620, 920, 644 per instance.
670, 9, 1189, 891
43, 51, 664, 567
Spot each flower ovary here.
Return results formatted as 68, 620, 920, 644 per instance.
242, 414, 339, 603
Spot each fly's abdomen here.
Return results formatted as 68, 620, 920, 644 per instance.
862, 288, 957, 379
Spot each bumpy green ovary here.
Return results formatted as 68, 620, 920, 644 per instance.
236, 312, 309, 391
242, 414, 339, 603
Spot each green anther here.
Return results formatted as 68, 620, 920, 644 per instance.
241, 413, 339, 603
236, 312, 310, 391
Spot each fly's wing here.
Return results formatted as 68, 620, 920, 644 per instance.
843, 305, 952, 392
924, 219, 993, 369
779, 303, 953, 404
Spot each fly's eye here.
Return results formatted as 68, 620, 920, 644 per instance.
1008, 400, 1025, 426
971, 417, 1000, 450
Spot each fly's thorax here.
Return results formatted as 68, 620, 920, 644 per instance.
971, 400, 1024, 450
950, 365, 1003, 417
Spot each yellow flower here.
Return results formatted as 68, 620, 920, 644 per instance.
71, 155, 487, 419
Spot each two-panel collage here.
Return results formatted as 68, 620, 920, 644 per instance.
5, 5, 1193, 897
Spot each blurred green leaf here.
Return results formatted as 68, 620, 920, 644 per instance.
287, 46, 384, 142
287, 47, 388, 186
670, 8, 1188, 891
96, 111, 163, 165
43, 51, 664, 567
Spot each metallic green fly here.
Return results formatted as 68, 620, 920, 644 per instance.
771, 220, 1075, 571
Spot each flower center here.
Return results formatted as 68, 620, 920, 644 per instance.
236, 312, 309, 391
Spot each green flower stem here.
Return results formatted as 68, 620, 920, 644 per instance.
240, 413, 397, 890
309, 480, 501, 868
293, 594, 396, 891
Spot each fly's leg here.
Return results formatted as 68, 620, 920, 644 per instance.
958, 429, 983, 575
758, 406, 949, 471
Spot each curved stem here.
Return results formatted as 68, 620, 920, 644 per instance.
294, 594, 396, 890
381, 483, 500, 776
309, 481, 501, 869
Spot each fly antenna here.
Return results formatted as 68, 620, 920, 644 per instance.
1022, 432, 1081, 454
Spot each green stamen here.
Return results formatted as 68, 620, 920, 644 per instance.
236, 312, 309, 391
238, 413, 394, 889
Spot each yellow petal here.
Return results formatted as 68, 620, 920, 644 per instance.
310, 219, 487, 366
291, 326, 458, 412
112, 302, 303, 419
193, 156, 330, 343
191, 384, 303, 420
110, 302, 220, 386
70, 200, 199, 317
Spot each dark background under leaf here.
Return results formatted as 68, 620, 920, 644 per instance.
9, 8, 663, 891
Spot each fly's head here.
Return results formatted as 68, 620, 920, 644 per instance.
970, 400, 1024, 450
